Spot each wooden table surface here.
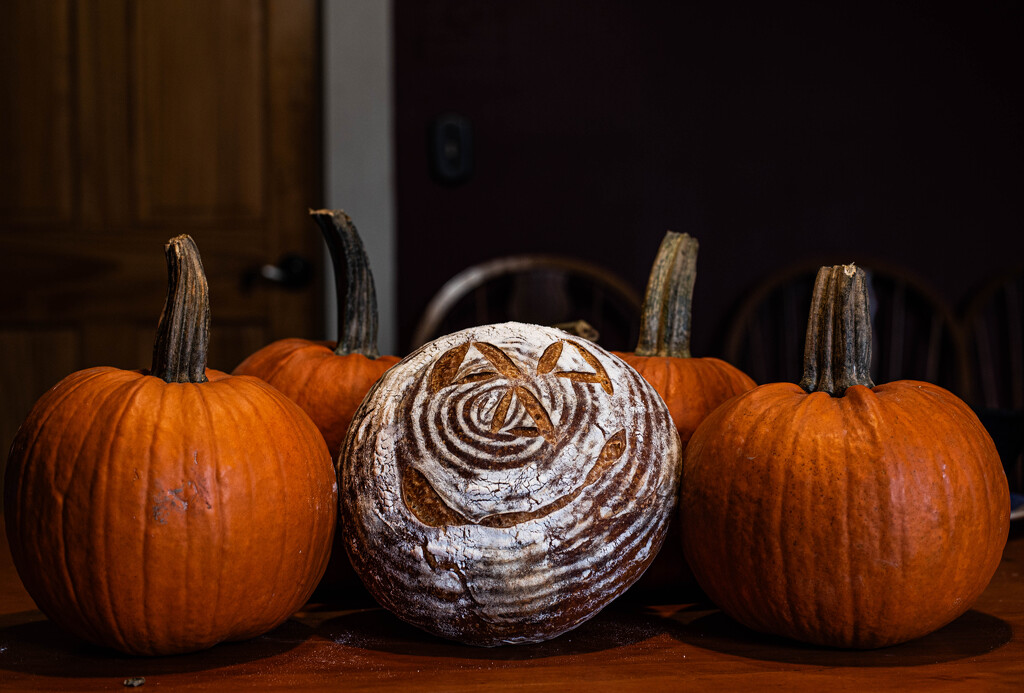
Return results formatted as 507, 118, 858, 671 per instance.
1, 521, 1022, 692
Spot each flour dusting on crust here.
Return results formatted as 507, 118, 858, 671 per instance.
339, 322, 681, 646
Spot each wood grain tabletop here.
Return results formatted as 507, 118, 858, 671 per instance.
1, 520, 1022, 691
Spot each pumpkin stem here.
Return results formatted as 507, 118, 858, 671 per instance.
310, 209, 380, 359
799, 263, 875, 396
151, 235, 210, 384
633, 231, 698, 358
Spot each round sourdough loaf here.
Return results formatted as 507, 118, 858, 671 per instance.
339, 322, 682, 645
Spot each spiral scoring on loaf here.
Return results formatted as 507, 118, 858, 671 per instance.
340, 322, 681, 646
404, 336, 616, 523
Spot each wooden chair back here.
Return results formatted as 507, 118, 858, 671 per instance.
962, 266, 1024, 492
409, 255, 642, 352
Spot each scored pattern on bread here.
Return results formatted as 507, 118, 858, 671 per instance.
340, 322, 682, 646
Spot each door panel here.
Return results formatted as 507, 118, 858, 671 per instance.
0, 0, 323, 478
0, 1, 75, 222
133, 0, 266, 222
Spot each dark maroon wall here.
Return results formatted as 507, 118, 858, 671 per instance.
394, 2, 1022, 357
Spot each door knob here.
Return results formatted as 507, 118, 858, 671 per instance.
244, 253, 314, 290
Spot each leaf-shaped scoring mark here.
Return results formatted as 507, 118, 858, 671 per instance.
424, 339, 610, 445
505, 386, 556, 443
553, 340, 614, 395
473, 342, 525, 379
402, 466, 467, 527
490, 389, 515, 435
537, 341, 563, 374
429, 342, 472, 393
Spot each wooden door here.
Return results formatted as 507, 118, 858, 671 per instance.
0, 1, 323, 470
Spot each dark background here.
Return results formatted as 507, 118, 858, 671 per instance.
393, 2, 1022, 360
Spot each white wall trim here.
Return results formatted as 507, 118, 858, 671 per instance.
323, 0, 397, 354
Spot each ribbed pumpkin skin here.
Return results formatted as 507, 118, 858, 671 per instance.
3, 367, 338, 656
614, 354, 755, 445
234, 338, 400, 456
681, 380, 1010, 649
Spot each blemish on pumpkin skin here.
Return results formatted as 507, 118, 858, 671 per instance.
151, 477, 213, 524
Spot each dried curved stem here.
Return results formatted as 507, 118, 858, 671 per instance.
311, 209, 380, 359
634, 231, 699, 358
799, 263, 875, 396
151, 235, 210, 383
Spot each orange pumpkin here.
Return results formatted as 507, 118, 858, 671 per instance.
234, 210, 398, 601
614, 231, 755, 597
681, 264, 1010, 648
233, 210, 400, 457
3, 236, 337, 656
